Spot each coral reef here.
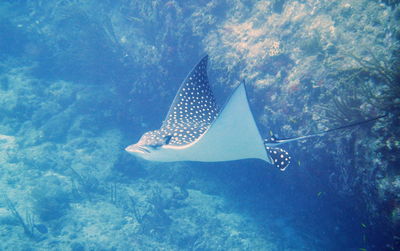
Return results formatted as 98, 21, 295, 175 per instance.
198, 0, 400, 247
0, 63, 280, 251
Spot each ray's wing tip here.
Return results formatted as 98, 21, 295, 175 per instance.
199, 54, 209, 65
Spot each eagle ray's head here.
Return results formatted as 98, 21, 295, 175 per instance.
125, 130, 168, 160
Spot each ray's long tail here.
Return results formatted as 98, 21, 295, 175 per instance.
264, 113, 387, 171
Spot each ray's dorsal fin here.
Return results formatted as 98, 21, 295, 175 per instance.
160, 55, 219, 146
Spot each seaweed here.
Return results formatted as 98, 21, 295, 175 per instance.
130, 196, 150, 226
318, 87, 365, 126
4, 196, 34, 238
315, 70, 368, 129
347, 49, 399, 88
316, 45, 400, 128
68, 165, 99, 197
110, 182, 118, 205
347, 49, 400, 114
128, 187, 172, 235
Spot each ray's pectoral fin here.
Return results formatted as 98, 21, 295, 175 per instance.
187, 82, 270, 162
265, 146, 291, 171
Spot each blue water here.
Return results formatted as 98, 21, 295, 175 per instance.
1, 1, 399, 250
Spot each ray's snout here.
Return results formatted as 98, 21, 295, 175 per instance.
125, 144, 137, 154
125, 144, 150, 155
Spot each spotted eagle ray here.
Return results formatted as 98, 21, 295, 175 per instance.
126, 55, 386, 171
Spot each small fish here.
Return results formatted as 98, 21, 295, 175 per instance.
361, 223, 367, 228
317, 191, 323, 197
359, 248, 367, 251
